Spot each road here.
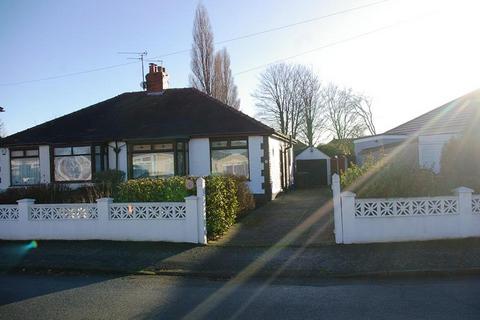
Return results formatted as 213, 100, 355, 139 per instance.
1, 274, 480, 319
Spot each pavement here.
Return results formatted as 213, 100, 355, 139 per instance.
2, 189, 480, 279
2, 273, 480, 319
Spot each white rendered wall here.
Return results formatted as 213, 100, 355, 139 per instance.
296, 147, 330, 160
247, 136, 264, 194
107, 142, 128, 178
418, 134, 456, 173
268, 137, 282, 197
189, 138, 210, 176
39, 145, 51, 183
0, 149, 10, 189
354, 135, 407, 164
332, 175, 480, 244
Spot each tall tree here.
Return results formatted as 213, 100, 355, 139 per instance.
297, 66, 325, 146
212, 48, 241, 109
190, 3, 214, 95
253, 63, 303, 139
322, 84, 368, 140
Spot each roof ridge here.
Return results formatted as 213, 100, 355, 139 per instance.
384, 88, 480, 135
188, 87, 275, 134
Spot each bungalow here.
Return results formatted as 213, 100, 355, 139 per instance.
0, 64, 294, 202
354, 89, 480, 172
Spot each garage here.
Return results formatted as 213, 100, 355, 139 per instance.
295, 147, 331, 188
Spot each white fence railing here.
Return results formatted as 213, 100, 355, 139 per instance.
332, 174, 480, 244
0, 178, 207, 244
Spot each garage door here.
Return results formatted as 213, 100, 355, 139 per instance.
296, 159, 328, 188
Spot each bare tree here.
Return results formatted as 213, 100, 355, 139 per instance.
297, 66, 325, 146
322, 84, 368, 140
190, 3, 215, 95
354, 95, 376, 135
253, 63, 304, 139
212, 48, 241, 109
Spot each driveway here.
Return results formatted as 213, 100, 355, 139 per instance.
212, 188, 334, 247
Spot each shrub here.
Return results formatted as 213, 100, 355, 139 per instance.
227, 175, 255, 218
440, 133, 480, 192
341, 158, 447, 198
0, 184, 103, 204
115, 176, 194, 202
205, 175, 239, 239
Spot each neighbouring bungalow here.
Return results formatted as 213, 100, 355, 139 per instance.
354, 89, 480, 172
0, 64, 294, 202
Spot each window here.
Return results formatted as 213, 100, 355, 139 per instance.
210, 138, 249, 178
131, 143, 174, 178
54, 146, 92, 181
10, 148, 40, 186
130, 142, 188, 178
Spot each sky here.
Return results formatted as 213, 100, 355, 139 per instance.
1, 0, 480, 142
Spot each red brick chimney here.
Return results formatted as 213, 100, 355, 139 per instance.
145, 63, 169, 92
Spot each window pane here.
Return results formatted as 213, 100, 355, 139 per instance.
211, 141, 228, 148
132, 152, 174, 178
54, 155, 92, 181
25, 150, 39, 157
211, 149, 249, 178
133, 144, 151, 151
153, 143, 173, 151
95, 146, 101, 154
231, 140, 247, 147
11, 158, 40, 185
177, 142, 184, 150
177, 151, 185, 176
95, 154, 102, 172
54, 147, 71, 156
11, 150, 24, 158
72, 146, 91, 155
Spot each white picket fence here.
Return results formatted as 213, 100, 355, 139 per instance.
332, 174, 480, 244
0, 178, 207, 244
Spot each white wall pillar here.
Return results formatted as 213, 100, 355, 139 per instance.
340, 191, 356, 244
454, 187, 474, 237
331, 174, 343, 244
17, 198, 35, 221
196, 177, 207, 244
96, 197, 113, 222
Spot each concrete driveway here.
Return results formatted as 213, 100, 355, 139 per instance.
212, 188, 334, 247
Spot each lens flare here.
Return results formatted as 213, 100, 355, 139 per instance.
25, 240, 38, 250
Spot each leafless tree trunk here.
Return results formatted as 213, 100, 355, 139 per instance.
354, 95, 376, 135
253, 63, 304, 139
322, 84, 368, 140
190, 3, 214, 95
212, 48, 241, 109
297, 66, 325, 146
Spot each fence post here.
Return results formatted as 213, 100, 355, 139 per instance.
196, 177, 207, 245
17, 198, 35, 221
340, 191, 356, 244
96, 198, 113, 221
331, 174, 343, 244
453, 187, 473, 237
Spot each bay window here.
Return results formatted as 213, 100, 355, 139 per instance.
10, 148, 40, 186
210, 138, 249, 178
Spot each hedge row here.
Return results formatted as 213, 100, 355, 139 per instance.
0, 172, 255, 240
